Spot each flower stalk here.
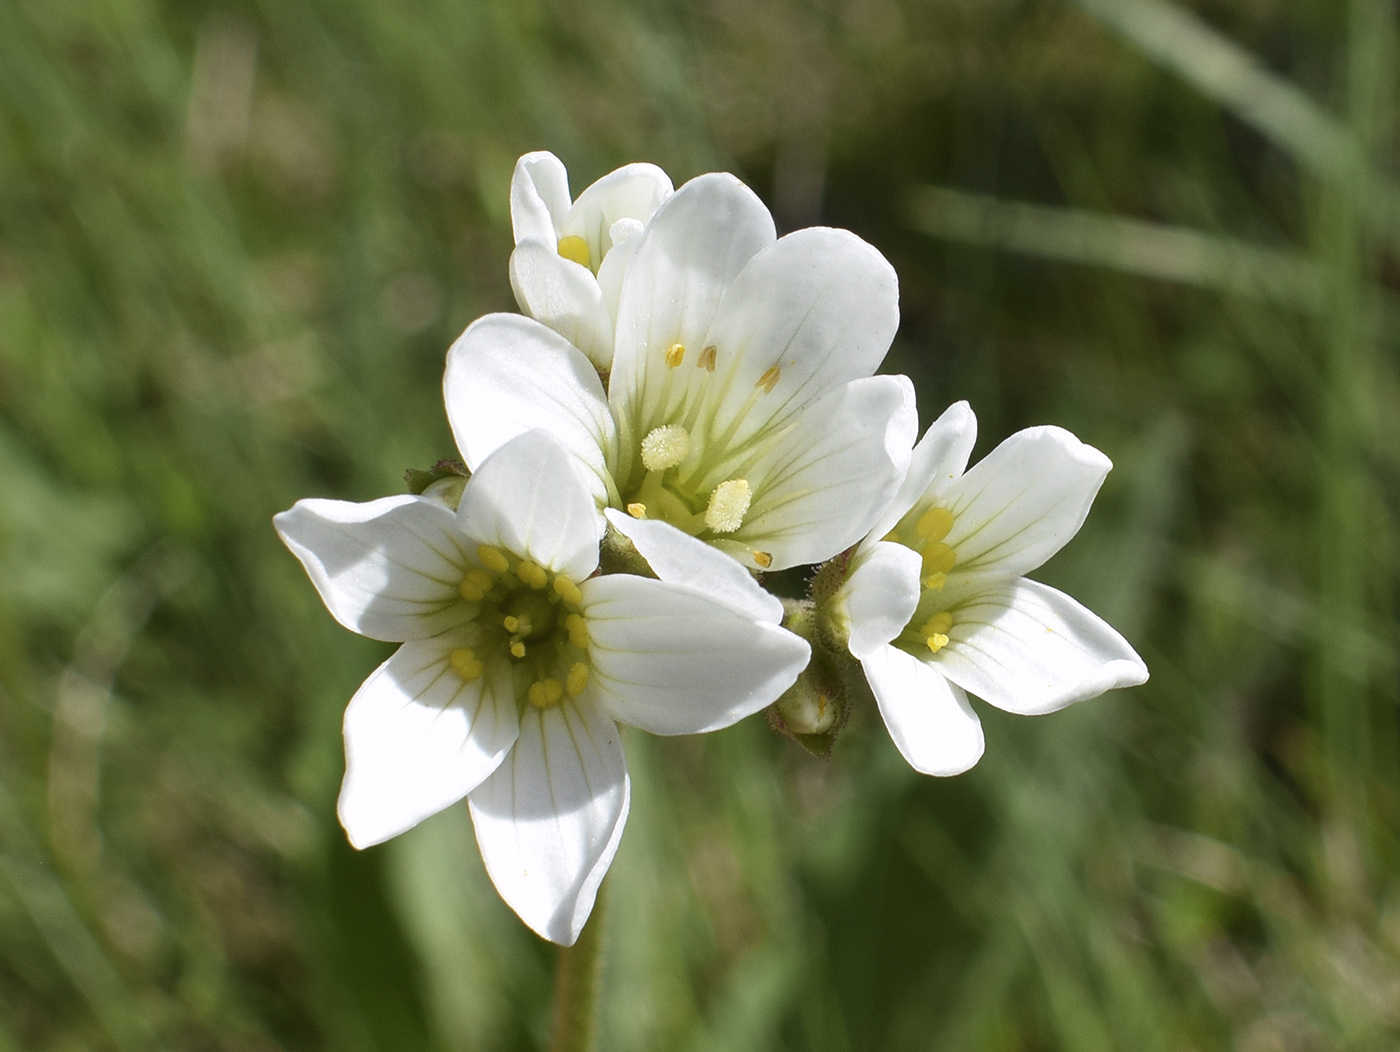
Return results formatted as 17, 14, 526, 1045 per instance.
548, 879, 607, 1052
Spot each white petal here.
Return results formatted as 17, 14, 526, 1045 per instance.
697, 227, 900, 451
866, 400, 978, 541
609, 173, 775, 468
456, 431, 601, 583
862, 644, 985, 776
942, 426, 1111, 578
839, 541, 923, 659
508, 242, 615, 369
444, 313, 618, 508
595, 219, 644, 326
469, 702, 629, 945
737, 375, 918, 570
338, 638, 519, 848
510, 151, 571, 244
274, 495, 470, 642
580, 575, 809, 735
936, 578, 1149, 715
604, 509, 783, 623
562, 162, 673, 269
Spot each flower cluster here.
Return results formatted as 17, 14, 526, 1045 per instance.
276, 151, 1147, 945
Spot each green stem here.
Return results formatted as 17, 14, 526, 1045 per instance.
547, 883, 607, 1052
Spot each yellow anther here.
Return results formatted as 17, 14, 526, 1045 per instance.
510, 641, 526, 659
477, 545, 509, 573
923, 572, 947, 592
516, 560, 549, 589
752, 551, 773, 569
528, 678, 564, 708
918, 612, 954, 637
502, 615, 521, 634
627, 502, 646, 518
664, 342, 685, 367
926, 633, 950, 652
557, 235, 590, 268
705, 478, 751, 534
449, 648, 484, 681
915, 506, 954, 542
756, 365, 780, 393
553, 574, 583, 609
697, 345, 717, 372
921, 542, 957, 575
640, 424, 691, 471
459, 578, 486, 602
566, 662, 589, 697
464, 568, 493, 591
565, 613, 589, 649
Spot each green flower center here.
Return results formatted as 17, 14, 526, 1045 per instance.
451, 544, 591, 708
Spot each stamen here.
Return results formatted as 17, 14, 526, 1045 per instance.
923, 572, 947, 592
458, 570, 490, 602
565, 613, 589, 649
640, 425, 691, 471
921, 542, 957, 575
705, 479, 751, 534
516, 560, 549, 589
553, 574, 583, 609
697, 345, 717, 372
752, 551, 773, 569
477, 545, 509, 573
756, 365, 780, 393
567, 662, 589, 697
664, 343, 685, 368
509, 641, 526, 659
918, 612, 954, 653
557, 235, 590, 268
449, 647, 484, 681
528, 678, 564, 708
915, 506, 954, 542
627, 502, 646, 518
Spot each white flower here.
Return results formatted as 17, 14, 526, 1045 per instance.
448, 169, 918, 572
274, 430, 809, 944
831, 402, 1148, 776
509, 151, 673, 371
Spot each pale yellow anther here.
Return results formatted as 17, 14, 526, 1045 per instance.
923, 572, 947, 592
915, 506, 954, 542
516, 560, 549, 589
752, 551, 773, 569
449, 648, 484, 681
459, 578, 486, 602
627, 502, 647, 518
664, 342, 685, 368
557, 235, 590, 268
921, 541, 957, 575
641, 425, 691, 471
565, 613, 589, 649
705, 478, 751, 534
918, 611, 954, 652
510, 641, 526, 659
553, 574, 583, 609
502, 615, 521, 634
566, 662, 589, 697
697, 345, 717, 372
478, 545, 509, 573
528, 677, 564, 708
756, 365, 780, 393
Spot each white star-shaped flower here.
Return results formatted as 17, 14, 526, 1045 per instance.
274, 431, 809, 943
509, 151, 673, 371
830, 401, 1148, 776
448, 166, 917, 572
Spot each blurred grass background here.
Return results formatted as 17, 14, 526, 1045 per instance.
2, 0, 1398, 1048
